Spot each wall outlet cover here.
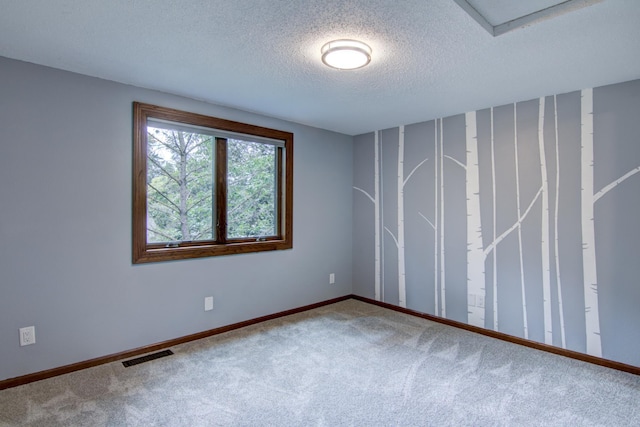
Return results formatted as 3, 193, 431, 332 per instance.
19, 326, 36, 346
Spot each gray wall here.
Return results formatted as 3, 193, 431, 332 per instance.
0, 57, 353, 381
353, 79, 640, 367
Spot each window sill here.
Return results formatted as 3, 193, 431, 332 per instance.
133, 239, 293, 264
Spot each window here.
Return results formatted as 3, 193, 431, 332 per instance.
133, 102, 293, 263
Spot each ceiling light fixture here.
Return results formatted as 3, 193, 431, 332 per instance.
321, 39, 372, 70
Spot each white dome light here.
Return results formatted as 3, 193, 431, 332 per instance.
321, 39, 372, 70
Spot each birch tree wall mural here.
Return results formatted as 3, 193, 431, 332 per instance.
433, 121, 439, 316
538, 97, 553, 345
465, 111, 485, 328
552, 95, 567, 349
374, 131, 381, 301
513, 104, 529, 339
490, 108, 498, 332
353, 78, 640, 367
393, 126, 406, 307
580, 88, 601, 357
439, 119, 446, 318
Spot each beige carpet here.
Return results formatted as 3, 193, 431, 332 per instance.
1, 299, 639, 426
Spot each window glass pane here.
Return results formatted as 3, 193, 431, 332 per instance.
227, 139, 277, 238
146, 125, 215, 243
133, 102, 292, 263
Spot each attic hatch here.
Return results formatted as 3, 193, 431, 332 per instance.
453, 0, 603, 36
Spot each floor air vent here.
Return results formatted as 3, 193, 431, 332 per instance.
122, 349, 174, 367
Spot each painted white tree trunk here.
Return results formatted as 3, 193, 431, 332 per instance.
380, 132, 385, 302
434, 120, 439, 316
581, 88, 602, 357
397, 126, 407, 308
465, 111, 485, 327
440, 119, 446, 318
538, 97, 553, 345
374, 131, 382, 301
490, 108, 498, 331
553, 95, 567, 348
513, 104, 529, 339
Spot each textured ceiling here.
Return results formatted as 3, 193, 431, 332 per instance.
0, 0, 638, 135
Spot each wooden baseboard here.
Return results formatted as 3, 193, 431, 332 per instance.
351, 294, 640, 376
0, 295, 351, 390
3, 293, 636, 391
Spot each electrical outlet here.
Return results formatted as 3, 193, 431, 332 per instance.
19, 326, 36, 346
204, 296, 214, 311
329, 273, 335, 284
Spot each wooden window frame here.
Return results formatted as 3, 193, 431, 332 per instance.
132, 102, 293, 263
